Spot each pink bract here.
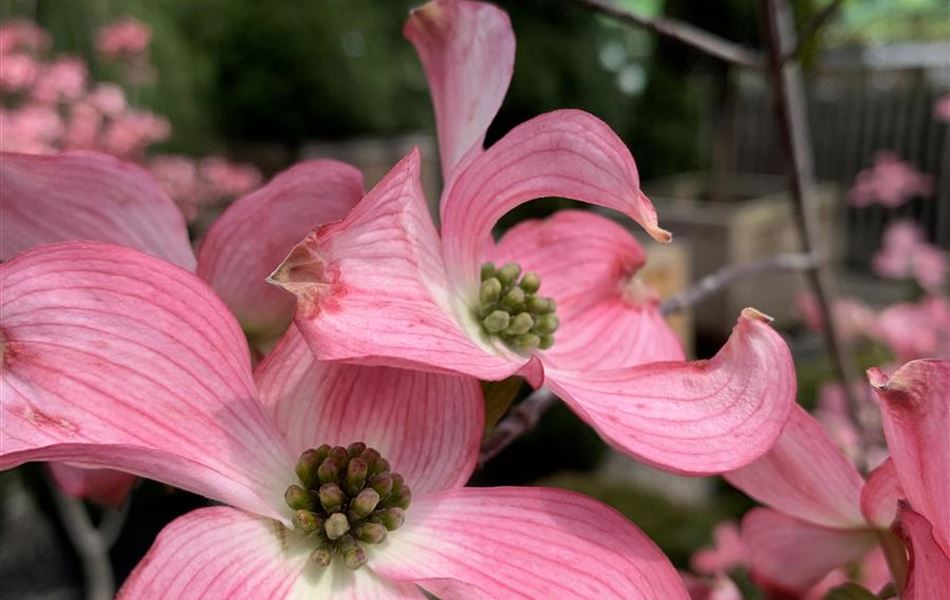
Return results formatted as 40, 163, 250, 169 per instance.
849, 151, 933, 208
0, 242, 690, 599
272, 0, 796, 476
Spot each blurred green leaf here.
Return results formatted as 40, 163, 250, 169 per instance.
482, 377, 524, 430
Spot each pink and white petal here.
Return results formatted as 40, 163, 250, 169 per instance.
270, 149, 536, 384
725, 405, 865, 528
404, 0, 514, 180
47, 463, 136, 508
197, 160, 363, 342
741, 508, 877, 594
1, 243, 294, 520
860, 458, 901, 529
897, 505, 950, 600
442, 110, 669, 294
545, 309, 795, 474
372, 487, 689, 600
0, 151, 194, 270
255, 326, 483, 496
118, 507, 311, 599
492, 210, 684, 370
869, 360, 950, 555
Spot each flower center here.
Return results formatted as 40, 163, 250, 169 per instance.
476, 262, 559, 352
285, 443, 411, 570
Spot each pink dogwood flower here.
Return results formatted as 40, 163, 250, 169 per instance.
271, 0, 795, 476
96, 17, 152, 62
724, 359, 950, 595
850, 151, 933, 208
934, 95, 950, 122
0, 241, 691, 599
689, 522, 748, 576
873, 219, 947, 293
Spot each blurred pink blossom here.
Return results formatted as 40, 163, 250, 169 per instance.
88, 83, 127, 115
0, 52, 38, 91
876, 296, 950, 362
873, 219, 947, 292
96, 17, 152, 61
682, 572, 743, 600
30, 57, 87, 104
199, 155, 262, 196
815, 382, 888, 469
0, 104, 64, 153
148, 154, 261, 220
0, 20, 50, 54
795, 292, 876, 341
849, 151, 933, 208
101, 110, 170, 157
935, 95, 950, 122
691, 522, 748, 576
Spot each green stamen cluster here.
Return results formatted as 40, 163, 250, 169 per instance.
285, 443, 411, 570
477, 262, 559, 352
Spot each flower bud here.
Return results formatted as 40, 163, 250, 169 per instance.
347, 442, 367, 457
368, 456, 390, 478
482, 310, 511, 333
319, 483, 345, 514
324, 512, 350, 540
514, 333, 541, 351
533, 313, 559, 334
294, 449, 321, 488
284, 484, 312, 510
539, 334, 555, 350
311, 546, 333, 567
499, 287, 525, 312
480, 278, 502, 304
507, 312, 534, 335
328, 446, 349, 471
519, 272, 540, 294
340, 535, 367, 570
355, 522, 387, 544
344, 458, 368, 497
497, 263, 521, 286
480, 262, 496, 281
293, 510, 321, 534
369, 473, 393, 499
317, 458, 339, 485
349, 488, 381, 519
374, 507, 405, 531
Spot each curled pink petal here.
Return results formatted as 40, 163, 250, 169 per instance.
47, 463, 136, 508
741, 508, 876, 594
545, 309, 795, 474
442, 109, 669, 294
869, 359, 950, 555
254, 326, 482, 497
897, 505, 950, 600
404, 0, 514, 180
197, 159, 363, 343
0, 151, 194, 270
726, 405, 865, 528
117, 507, 310, 599
1, 242, 294, 520
860, 458, 901, 529
270, 149, 534, 383
492, 210, 684, 370
372, 486, 689, 599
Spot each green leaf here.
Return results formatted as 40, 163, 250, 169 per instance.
482, 377, 524, 430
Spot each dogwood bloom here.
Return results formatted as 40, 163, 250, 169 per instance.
873, 219, 947, 293
724, 359, 950, 596
0, 241, 690, 599
96, 17, 151, 61
850, 151, 933, 208
272, 0, 795, 475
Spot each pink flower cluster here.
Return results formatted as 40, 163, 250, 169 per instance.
873, 219, 947, 293
849, 151, 933, 208
0, 17, 259, 220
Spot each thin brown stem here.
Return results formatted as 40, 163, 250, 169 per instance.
567, 0, 764, 69
759, 0, 866, 468
479, 388, 557, 466
781, 0, 847, 64
660, 252, 817, 316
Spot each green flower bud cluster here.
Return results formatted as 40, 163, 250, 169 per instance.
286, 442, 411, 570
477, 262, 559, 352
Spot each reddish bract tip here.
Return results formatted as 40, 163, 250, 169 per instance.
741, 307, 775, 323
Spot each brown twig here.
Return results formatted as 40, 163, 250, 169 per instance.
479, 387, 557, 466
660, 252, 817, 316
759, 0, 866, 467
781, 0, 847, 64
567, 0, 764, 69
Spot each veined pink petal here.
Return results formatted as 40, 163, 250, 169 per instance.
47, 463, 136, 508
197, 160, 363, 344
372, 487, 689, 599
860, 458, 900, 529
442, 110, 669, 294
741, 508, 876, 594
254, 326, 482, 497
0, 243, 294, 520
545, 309, 795, 474
725, 405, 865, 528
270, 149, 538, 384
869, 360, 949, 555
404, 0, 514, 180
898, 506, 950, 600
0, 151, 194, 270
492, 210, 684, 370
117, 507, 310, 599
